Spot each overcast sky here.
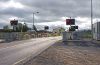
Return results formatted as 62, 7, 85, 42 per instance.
0, 0, 100, 30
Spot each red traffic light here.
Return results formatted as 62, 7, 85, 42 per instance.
10, 20, 18, 26
66, 19, 75, 25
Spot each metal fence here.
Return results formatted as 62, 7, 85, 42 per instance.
0, 32, 51, 42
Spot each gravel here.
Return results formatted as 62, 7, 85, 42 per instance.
24, 40, 100, 65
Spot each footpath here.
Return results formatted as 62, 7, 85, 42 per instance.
24, 40, 100, 65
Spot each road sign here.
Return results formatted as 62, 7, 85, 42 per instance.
66, 19, 75, 25
71, 26, 78, 29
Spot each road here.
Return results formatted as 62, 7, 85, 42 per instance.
24, 40, 100, 65
0, 36, 61, 65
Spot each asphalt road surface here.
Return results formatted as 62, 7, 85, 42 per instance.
0, 37, 61, 65
24, 40, 100, 65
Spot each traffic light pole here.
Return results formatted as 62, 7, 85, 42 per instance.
70, 17, 72, 40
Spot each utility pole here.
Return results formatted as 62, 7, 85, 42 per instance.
33, 13, 35, 29
91, 0, 93, 40
33, 12, 39, 31
33, 13, 35, 31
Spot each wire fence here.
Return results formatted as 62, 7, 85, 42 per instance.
0, 32, 60, 42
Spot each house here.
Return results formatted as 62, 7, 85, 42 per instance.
93, 22, 100, 40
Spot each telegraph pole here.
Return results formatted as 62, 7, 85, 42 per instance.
33, 13, 35, 30
91, 0, 93, 40
33, 12, 39, 31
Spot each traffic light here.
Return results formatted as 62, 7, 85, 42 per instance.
10, 20, 18, 26
44, 26, 49, 30
66, 19, 75, 25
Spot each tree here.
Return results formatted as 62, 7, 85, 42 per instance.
3, 25, 13, 32
59, 27, 65, 33
23, 23, 29, 32
16, 23, 29, 32
53, 27, 65, 36
3, 25, 9, 30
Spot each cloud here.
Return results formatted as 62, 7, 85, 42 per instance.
14, 0, 100, 17
0, 0, 9, 2
0, 0, 24, 9
0, 0, 100, 30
